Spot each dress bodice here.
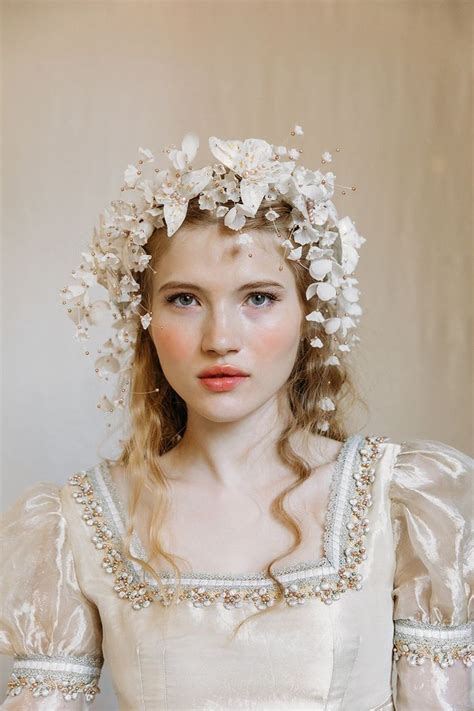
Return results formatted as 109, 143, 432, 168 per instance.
1, 434, 472, 710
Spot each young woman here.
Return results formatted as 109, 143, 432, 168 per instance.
1, 130, 472, 710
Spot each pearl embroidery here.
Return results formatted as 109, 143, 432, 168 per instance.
68, 435, 387, 610
7, 654, 102, 702
393, 620, 473, 668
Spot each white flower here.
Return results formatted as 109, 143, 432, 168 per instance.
317, 420, 330, 432
140, 313, 153, 329
168, 133, 199, 171
341, 285, 360, 302
340, 316, 356, 337
323, 317, 341, 335
309, 258, 332, 280
95, 355, 120, 376
316, 282, 337, 301
318, 397, 335, 411
138, 147, 154, 162
124, 164, 140, 188
337, 216, 365, 274
265, 208, 279, 221
306, 310, 325, 323
154, 165, 213, 236
224, 203, 255, 231
88, 300, 110, 325
236, 232, 253, 245
74, 324, 89, 342
287, 246, 302, 261
62, 125, 367, 418
208, 136, 295, 214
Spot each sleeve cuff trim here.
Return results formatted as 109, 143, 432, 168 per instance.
7, 654, 102, 702
393, 621, 473, 668
394, 620, 472, 642
13, 653, 102, 676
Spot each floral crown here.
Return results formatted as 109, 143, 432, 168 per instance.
59, 125, 365, 430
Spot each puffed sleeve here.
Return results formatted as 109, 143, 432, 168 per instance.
0, 482, 104, 709
390, 439, 473, 710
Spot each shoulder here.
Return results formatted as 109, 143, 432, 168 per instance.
388, 437, 473, 485
387, 437, 472, 537
1, 480, 63, 533
1, 461, 108, 532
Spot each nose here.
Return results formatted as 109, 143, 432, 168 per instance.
201, 306, 241, 354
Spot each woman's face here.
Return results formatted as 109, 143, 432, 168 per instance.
149, 221, 305, 423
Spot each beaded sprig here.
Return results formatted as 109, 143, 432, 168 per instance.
393, 620, 473, 669
68, 435, 386, 611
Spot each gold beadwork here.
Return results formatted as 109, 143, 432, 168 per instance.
393, 637, 473, 669
393, 620, 473, 668
68, 436, 387, 611
7, 674, 100, 702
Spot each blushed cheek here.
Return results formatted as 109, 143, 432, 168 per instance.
151, 325, 193, 361
253, 325, 299, 359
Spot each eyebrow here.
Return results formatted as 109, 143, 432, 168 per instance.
157, 280, 287, 294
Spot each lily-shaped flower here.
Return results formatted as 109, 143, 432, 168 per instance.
154, 164, 213, 236
168, 133, 199, 171
209, 136, 295, 215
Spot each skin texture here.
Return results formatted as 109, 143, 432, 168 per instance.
110, 221, 345, 574
149, 219, 327, 491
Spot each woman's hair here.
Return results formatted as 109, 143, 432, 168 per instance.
107, 195, 367, 637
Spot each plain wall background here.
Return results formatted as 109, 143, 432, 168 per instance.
1, 1, 472, 708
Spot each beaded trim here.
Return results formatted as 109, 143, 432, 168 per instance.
7, 653, 102, 701
393, 619, 473, 668
68, 434, 387, 610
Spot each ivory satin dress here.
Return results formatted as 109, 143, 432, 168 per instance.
0, 434, 472, 710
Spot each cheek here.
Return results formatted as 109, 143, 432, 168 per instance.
252, 322, 299, 359
151, 325, 193, 361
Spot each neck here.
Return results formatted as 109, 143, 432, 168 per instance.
166, 391, 299, 491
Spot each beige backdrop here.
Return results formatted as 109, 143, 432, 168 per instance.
1, 1, 472, 708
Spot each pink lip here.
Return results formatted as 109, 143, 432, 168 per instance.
198, 365, 249, 378
198, 375, 250, 392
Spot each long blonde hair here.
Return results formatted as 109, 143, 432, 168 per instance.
107, 196, 367, 636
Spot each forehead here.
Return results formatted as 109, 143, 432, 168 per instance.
153, 220, 293, 287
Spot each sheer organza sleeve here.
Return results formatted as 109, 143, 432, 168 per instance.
390, 439, 473, 710
0, 483, 104, 709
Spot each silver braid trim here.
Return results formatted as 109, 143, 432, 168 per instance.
7, 653, 102, 702
393, 619, 473, 669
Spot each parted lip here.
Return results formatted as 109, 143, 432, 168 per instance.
198, 365, 250, 378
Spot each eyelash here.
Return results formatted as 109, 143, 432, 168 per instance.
164, 291, 281, 310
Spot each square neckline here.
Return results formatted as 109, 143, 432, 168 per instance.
94, 432, 365, 585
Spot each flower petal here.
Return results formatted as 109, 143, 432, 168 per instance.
316, 282, 337, 301
164, 202, 188, 236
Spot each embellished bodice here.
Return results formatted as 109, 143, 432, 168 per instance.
1, 434, 472, 710
69, 434, 383, 611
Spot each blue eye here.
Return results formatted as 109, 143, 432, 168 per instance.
165, 291, 280, 309
247, 292, 279, 307
166, 293, 197, 307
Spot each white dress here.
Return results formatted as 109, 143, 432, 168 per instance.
0, 434, 472, 710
